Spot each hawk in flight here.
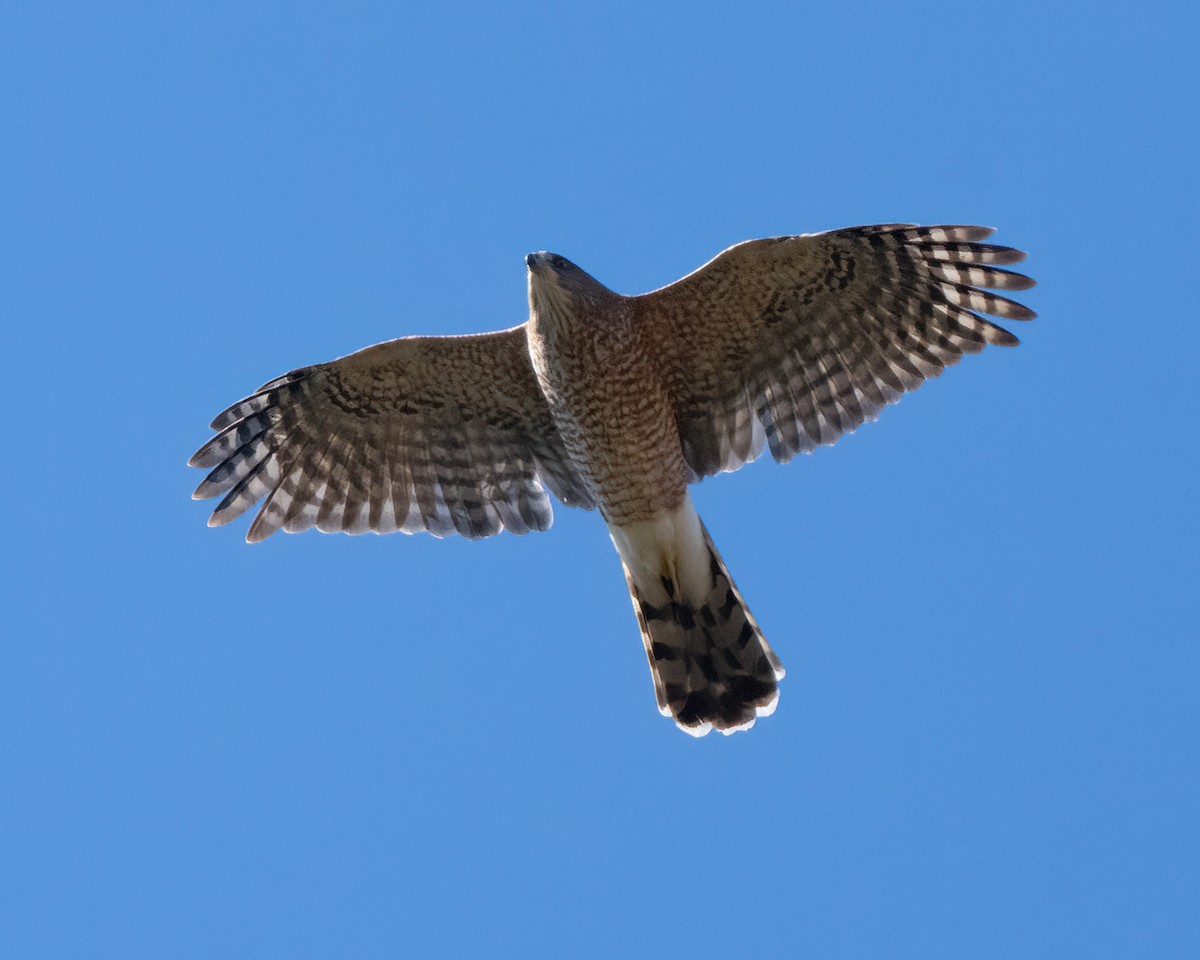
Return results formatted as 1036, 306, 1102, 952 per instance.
190, 224, 1035, 736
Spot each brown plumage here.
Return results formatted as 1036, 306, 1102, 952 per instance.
190, 224, 1035, 735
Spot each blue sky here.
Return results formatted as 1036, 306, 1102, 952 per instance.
3, 2, 1196, 957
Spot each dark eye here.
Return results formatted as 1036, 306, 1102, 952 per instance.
552, 255, 570, 270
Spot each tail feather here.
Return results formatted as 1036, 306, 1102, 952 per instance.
612, 502, 784, 736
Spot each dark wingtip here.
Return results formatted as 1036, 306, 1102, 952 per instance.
245, 526, 271, 544
961, 225, 997, 241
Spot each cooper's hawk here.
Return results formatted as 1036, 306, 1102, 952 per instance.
190, 224, 1034, 736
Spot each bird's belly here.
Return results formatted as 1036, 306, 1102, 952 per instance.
531, 330, 689, 525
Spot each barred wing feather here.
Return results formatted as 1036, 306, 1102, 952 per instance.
634, 224, 1035, 479
189, 325, 593, 542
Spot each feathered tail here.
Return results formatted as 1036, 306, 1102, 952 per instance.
609, 498, 784, 736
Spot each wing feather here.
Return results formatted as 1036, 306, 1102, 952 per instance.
634, 224, 1034, 478
190, 326, 594, 541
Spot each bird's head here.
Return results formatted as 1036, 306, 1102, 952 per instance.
526, 251, 613, 317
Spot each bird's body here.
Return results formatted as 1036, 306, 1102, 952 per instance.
526, 255, 782, 731
191, 224, 1035, 736
527, 256, 688, 525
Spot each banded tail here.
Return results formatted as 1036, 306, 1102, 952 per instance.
609, 498, 784, 736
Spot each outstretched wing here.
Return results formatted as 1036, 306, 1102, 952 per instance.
189, 325, 594, 542
632, 224, 1035, 478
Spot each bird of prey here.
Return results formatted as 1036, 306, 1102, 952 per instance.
190, 223, 1034, 736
